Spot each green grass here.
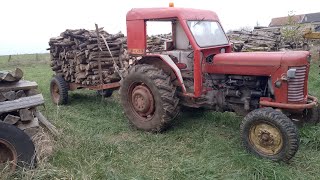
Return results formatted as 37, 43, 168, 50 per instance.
1, 52, 320, 179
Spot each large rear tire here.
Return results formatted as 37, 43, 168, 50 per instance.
119, 64, 179, 132
0, 122, 36, 173
50, 76, 68, 105
240, 108, 299, 162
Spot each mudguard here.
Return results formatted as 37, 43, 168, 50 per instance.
139, 54, 186, 93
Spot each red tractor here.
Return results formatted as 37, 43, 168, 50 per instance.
119, 6, 319, 162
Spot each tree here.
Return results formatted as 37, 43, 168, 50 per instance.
281, 11, 305, 49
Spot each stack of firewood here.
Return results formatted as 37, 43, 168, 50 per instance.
227, 28, 281, 52
48, 28, 129, 86
227, 27, 308, 52
147, 33, 172, 52
0, 69, 46, 137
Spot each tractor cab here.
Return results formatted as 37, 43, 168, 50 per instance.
126, 7, 232, 96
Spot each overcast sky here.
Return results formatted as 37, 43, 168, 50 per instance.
0, 0, 320, 55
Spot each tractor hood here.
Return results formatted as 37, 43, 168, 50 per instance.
214, 51, 309, 66
204, 51, 310, 76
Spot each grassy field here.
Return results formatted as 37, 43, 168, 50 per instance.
1, 52, 320, 179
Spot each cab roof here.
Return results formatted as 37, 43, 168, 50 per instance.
126, 8, 220, 21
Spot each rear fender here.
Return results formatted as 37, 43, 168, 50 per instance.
138, 54, 186, 93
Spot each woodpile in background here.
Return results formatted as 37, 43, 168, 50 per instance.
227, 27, 306, 52
147, 33, 172, 52
48, 28, 129, 86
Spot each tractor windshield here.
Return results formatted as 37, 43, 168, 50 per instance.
187, 21, 228, 47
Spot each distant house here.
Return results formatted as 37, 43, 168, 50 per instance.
269, 12, 320, 31
269, 14, 305, 27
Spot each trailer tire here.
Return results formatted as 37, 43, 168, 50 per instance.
305, 106, 320, 124
119, 64, 179, 132
0, 122, 36, 172
240, 108, 299, 162
97, 89, 113, 98
50, 76, 68, 105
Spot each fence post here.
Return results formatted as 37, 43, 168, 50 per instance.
8, 55, 12, 62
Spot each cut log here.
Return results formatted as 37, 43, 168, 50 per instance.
35, 111, 59, 136
0, 94, 44, 114
16, 90, 26, 99
17, 117, 39, 130
3, 114, 20, 125
0, 93, 6, 102
2, 90, 16, 100
25, 89, 39, 96
0, 80, 38, 92
0, 68, 23, 82
19, 108, 34, 121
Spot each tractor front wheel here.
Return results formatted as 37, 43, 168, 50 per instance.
240, 108, 299, 162
119, 64, 179, 132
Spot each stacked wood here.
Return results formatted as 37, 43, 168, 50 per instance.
0, 68, 23, 82
147, 33, 172, 52
0, 78, 48, 137
48, 28, 129, 86
227, 27, 306, 52
227, 28, 281, 52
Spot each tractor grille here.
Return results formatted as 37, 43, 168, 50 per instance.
288, 66, 307, 102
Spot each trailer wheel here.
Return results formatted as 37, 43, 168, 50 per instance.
119, 64, 179, 132
0, 122, 36, 173
97, 89, 113, 98
305, 106, 320, 124
240, 108, 299, 162
50, 76, 68, 105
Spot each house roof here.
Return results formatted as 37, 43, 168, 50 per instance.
269, 12, 320, 27
302, 12, 320, 23
269, 14, 305, 27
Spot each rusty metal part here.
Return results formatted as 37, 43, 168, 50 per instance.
249, 122, 283, 155
68, 82, 120, 91
260, 95, 318, 110
0, 139, 18, 172
51, 82, 60, 104
131, 85, 155, 117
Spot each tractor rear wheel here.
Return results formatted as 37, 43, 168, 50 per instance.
0, 122, 36, 173
50, 76, 68, 105
119, 64, 179, 132
240, 108, 299, 162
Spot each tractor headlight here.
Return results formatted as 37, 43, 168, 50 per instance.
287, 69, 296, 79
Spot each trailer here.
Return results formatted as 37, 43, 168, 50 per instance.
50, 76, 120, 104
